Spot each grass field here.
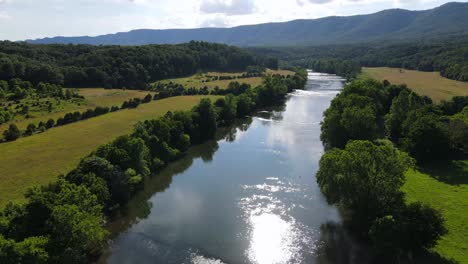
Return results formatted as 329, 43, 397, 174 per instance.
403, 161, 468, 263
361, 67, 468, 102
0, 95, 219, 208
155, 69, 293, 90
0, 88, 154, 134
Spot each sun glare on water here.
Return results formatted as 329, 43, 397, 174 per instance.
247, 213, 297, 264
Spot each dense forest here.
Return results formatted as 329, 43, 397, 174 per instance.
249, 37, 468, 81
317, 79, 467, 260
0, 70, 307, 263
0, 41, 277, 89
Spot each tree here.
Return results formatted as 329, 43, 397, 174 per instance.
218, 94, 237, 125
316, 140, 413, 228
3, 124, 21, 141
397, 202, 447, 252
24, 123, 36, 136
45, 119, 55, 129
385, 89, 427, 141
321, 92, 381, 149
47, 205, 107, 263
0, 235, 49, 264
401, 111, 450, 162
370, 202, 447, 257
236, 93, 254, 117
193, 98, 217, 141
142, 94, 152, 103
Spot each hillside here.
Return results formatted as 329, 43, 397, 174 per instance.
27, 2, 468, 46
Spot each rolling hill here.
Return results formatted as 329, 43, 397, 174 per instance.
27, 2, 468, 46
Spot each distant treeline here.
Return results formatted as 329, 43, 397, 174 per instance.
317, 78, 468, 261
0, 41, 278, 89
302, 59, 361, 80
249, 37, 468, 81
0, 69, 307, 263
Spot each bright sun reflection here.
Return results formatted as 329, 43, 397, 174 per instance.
247, 213, 296, 264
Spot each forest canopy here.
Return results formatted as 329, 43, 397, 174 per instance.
0, 41, 278, 89
248, 37, 468, 81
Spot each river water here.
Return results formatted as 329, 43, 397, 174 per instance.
103, 72, 366, 264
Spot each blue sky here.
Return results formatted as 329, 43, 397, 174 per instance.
0, 0, 464, 40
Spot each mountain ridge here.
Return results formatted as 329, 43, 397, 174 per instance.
26, 2, 468, 46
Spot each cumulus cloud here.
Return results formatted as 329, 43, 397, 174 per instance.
200, 0, 256, 15
200, 16, 229, 27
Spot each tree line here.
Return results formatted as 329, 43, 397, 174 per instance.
300, 59, 361, 80
0, 70, 307, 263
0, 41, 278, 89
249, 37, 468, 82
317, 78, 468, 261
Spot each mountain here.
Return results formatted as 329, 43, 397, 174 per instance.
27, 2, 468, 46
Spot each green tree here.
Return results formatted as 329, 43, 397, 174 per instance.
236, 93, 254, 117
401, 111, 450, 162
45, 119, 55, 129
47, 205, 107, 263
193, 98, 217, 141
24, 123, 36, 136
316, 140, 413, 228
218, 94, 237, 125
3, 124, 21, 141
0, 235, 49, 264
385, 89, 427, 141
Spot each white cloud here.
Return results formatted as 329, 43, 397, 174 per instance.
0, 0, 462, 40
201, 15, 230, 27
200, 0, 256, 15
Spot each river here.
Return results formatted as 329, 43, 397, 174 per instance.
102, 71, 367, 264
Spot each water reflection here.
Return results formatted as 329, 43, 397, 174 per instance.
104, 71, 368, 264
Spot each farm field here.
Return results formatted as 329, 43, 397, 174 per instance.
0, 88, 154, 133
361, 67, 468, 102
403, 161, 468, 263
154, 69, 294, 90
0, 95, 219, 208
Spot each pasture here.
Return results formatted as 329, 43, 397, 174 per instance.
0, 88, 154, 133
403, 161, 468, 263
154, 69, 294, 90
0, 95, 219, 208
361, 67, 468, 102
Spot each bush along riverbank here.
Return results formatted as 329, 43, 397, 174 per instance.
0, 69, 307, 263
317, 78, 468, 262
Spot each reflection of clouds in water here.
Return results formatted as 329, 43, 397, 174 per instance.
148, 188, 202, 227
263, 77, 343, 164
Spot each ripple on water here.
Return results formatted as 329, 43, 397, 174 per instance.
239, 177, 319, 264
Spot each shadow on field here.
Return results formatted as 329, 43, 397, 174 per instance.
411, 250, 458, 264
420, 160, 468, 185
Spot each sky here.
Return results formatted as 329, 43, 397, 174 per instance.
0, 0, 465, 41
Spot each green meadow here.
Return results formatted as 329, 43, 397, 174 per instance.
0, 88, 154, 134
154, 69, 293, 90
0, 95, 219, 208
403, 162, 468, 263
361, 67, 468, 102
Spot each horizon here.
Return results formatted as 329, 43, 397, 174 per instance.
0, 0, 466, 41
